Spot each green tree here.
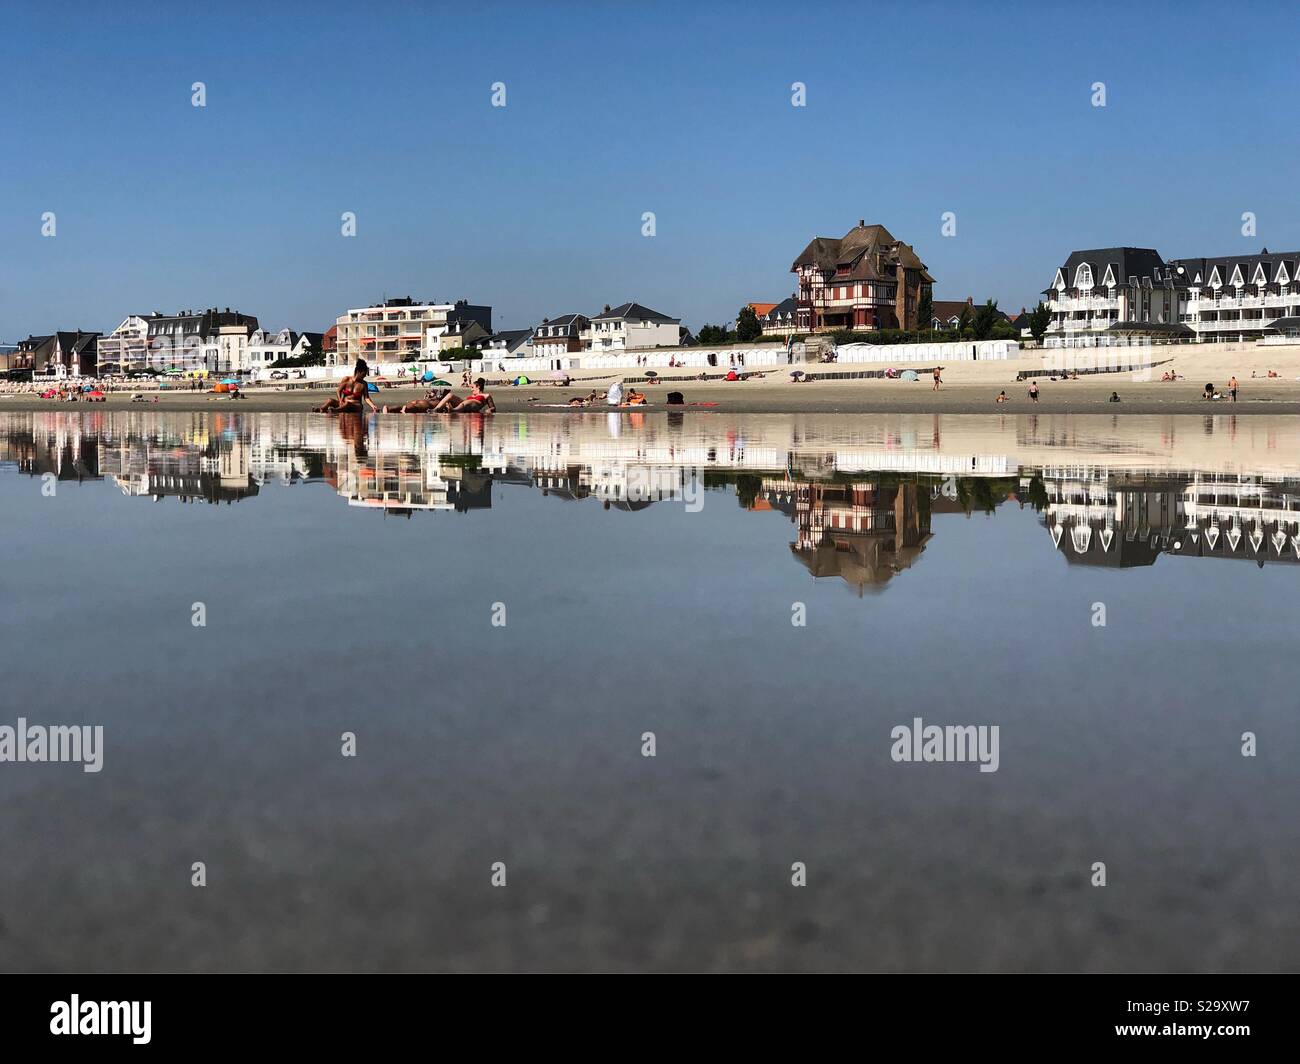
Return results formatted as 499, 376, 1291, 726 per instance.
736, 305, 763, 342
972, 299, 1001, 341
1028, 301, 1052, 344
917, 287, 933, 334
956, 303, 973, 336
697, 323, 732, 345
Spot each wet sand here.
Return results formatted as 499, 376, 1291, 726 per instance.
5, 376, 1300, 415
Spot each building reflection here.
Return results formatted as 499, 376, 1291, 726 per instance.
5, 411, 1300, 582
1039, 467, 1300, 567
759, 478, 932, 594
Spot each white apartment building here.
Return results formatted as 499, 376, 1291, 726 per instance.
585, 302, 680, 351
96, 315, 154, 373
333, 297, 492, 364
1045, 246, 1300, 347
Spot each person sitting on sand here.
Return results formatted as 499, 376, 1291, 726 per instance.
1108, 391, 1121, 403
315, 359, 378, 414
385, 388, 453, 414
625, 388, 647, 406
996, 390, 1009, 403
448, 378, 495, 413
1203, 382, 1215, 400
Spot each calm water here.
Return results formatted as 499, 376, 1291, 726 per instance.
1, 410, 1297, 973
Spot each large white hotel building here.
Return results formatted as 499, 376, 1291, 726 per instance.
1044, 246, 1300, 346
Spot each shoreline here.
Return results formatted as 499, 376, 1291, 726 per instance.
5, 378, 1300, 415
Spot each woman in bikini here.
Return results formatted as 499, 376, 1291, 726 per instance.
446, 378, 495, 413
315, 359, 379, 414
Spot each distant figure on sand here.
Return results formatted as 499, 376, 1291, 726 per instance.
1204, 382, 1215, 400
996, 390, 1008, 403
1027, 380, 1040, 402
314, 359, 378, 414
606, 381, 624, 406
1229, 375, 1238, 402
932, 367, 942, 390
1108, 391, 1121, 403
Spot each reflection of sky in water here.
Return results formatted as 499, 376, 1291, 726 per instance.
1, 411, 1298, 973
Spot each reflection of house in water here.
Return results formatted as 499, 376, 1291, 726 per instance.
100, 433, 258, 503
761, 478, 932, 594
1039, 467, 1300, 567
0, 422, 102, 482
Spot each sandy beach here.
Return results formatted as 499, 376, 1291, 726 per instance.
6, 342, 1300, 415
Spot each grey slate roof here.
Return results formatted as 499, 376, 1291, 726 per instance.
590, 302, 679, 324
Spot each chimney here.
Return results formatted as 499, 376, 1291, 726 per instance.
966, 296, 974, 305
895, 262, 909, 331
858, 219, 865, 227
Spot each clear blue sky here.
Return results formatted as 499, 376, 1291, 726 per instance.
3, 0, 1298, 340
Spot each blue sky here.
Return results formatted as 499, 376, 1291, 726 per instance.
3, 0, 1298, 340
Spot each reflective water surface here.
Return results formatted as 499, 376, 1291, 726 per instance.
1, 410, 1298, 972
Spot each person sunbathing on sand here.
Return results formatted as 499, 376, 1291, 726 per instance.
445, 378, 495, 413
385, 388, 453, 413
314, 360, 379, 414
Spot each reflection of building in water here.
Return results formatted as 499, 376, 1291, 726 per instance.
100, 432, 259, 503
762, 478, 932, 593
1039, 466, 1300, 567
0, 419, 102, 481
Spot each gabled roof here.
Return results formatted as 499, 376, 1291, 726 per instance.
747, 302, 779, 317
792, 222, 934, 284
1169, 249, 1300, 289
1056, 248, 1167, 290
590, 302, 679, 324
762, 297, 798, 321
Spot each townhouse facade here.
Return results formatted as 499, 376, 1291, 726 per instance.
10, 331, 99, 376
584, 303, 680, 351
792, 221, 934, 333
246, 329, 325, 368
760, 297, 797, 335
532, 314, 589, 356
142, 309, 260, 372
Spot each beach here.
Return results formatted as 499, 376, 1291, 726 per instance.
7, 351, 1300, 415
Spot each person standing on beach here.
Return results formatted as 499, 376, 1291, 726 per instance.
932, 366, 942, 390
1229, 375, 1238, 402
1028, 380, 1040, 402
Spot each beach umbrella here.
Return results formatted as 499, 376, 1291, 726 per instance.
429, 378, 451, 387
790, 369, 805, 379
644, 370, 658, 378
513, 375, 531, 386
421, 370, 435, 382
900, 370, 919, 381
221, 378, 240, 385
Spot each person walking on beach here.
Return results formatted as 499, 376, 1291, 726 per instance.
1229, 375, 1238, 402
1028, 380, 1040, 403
932, 366, 942, 390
